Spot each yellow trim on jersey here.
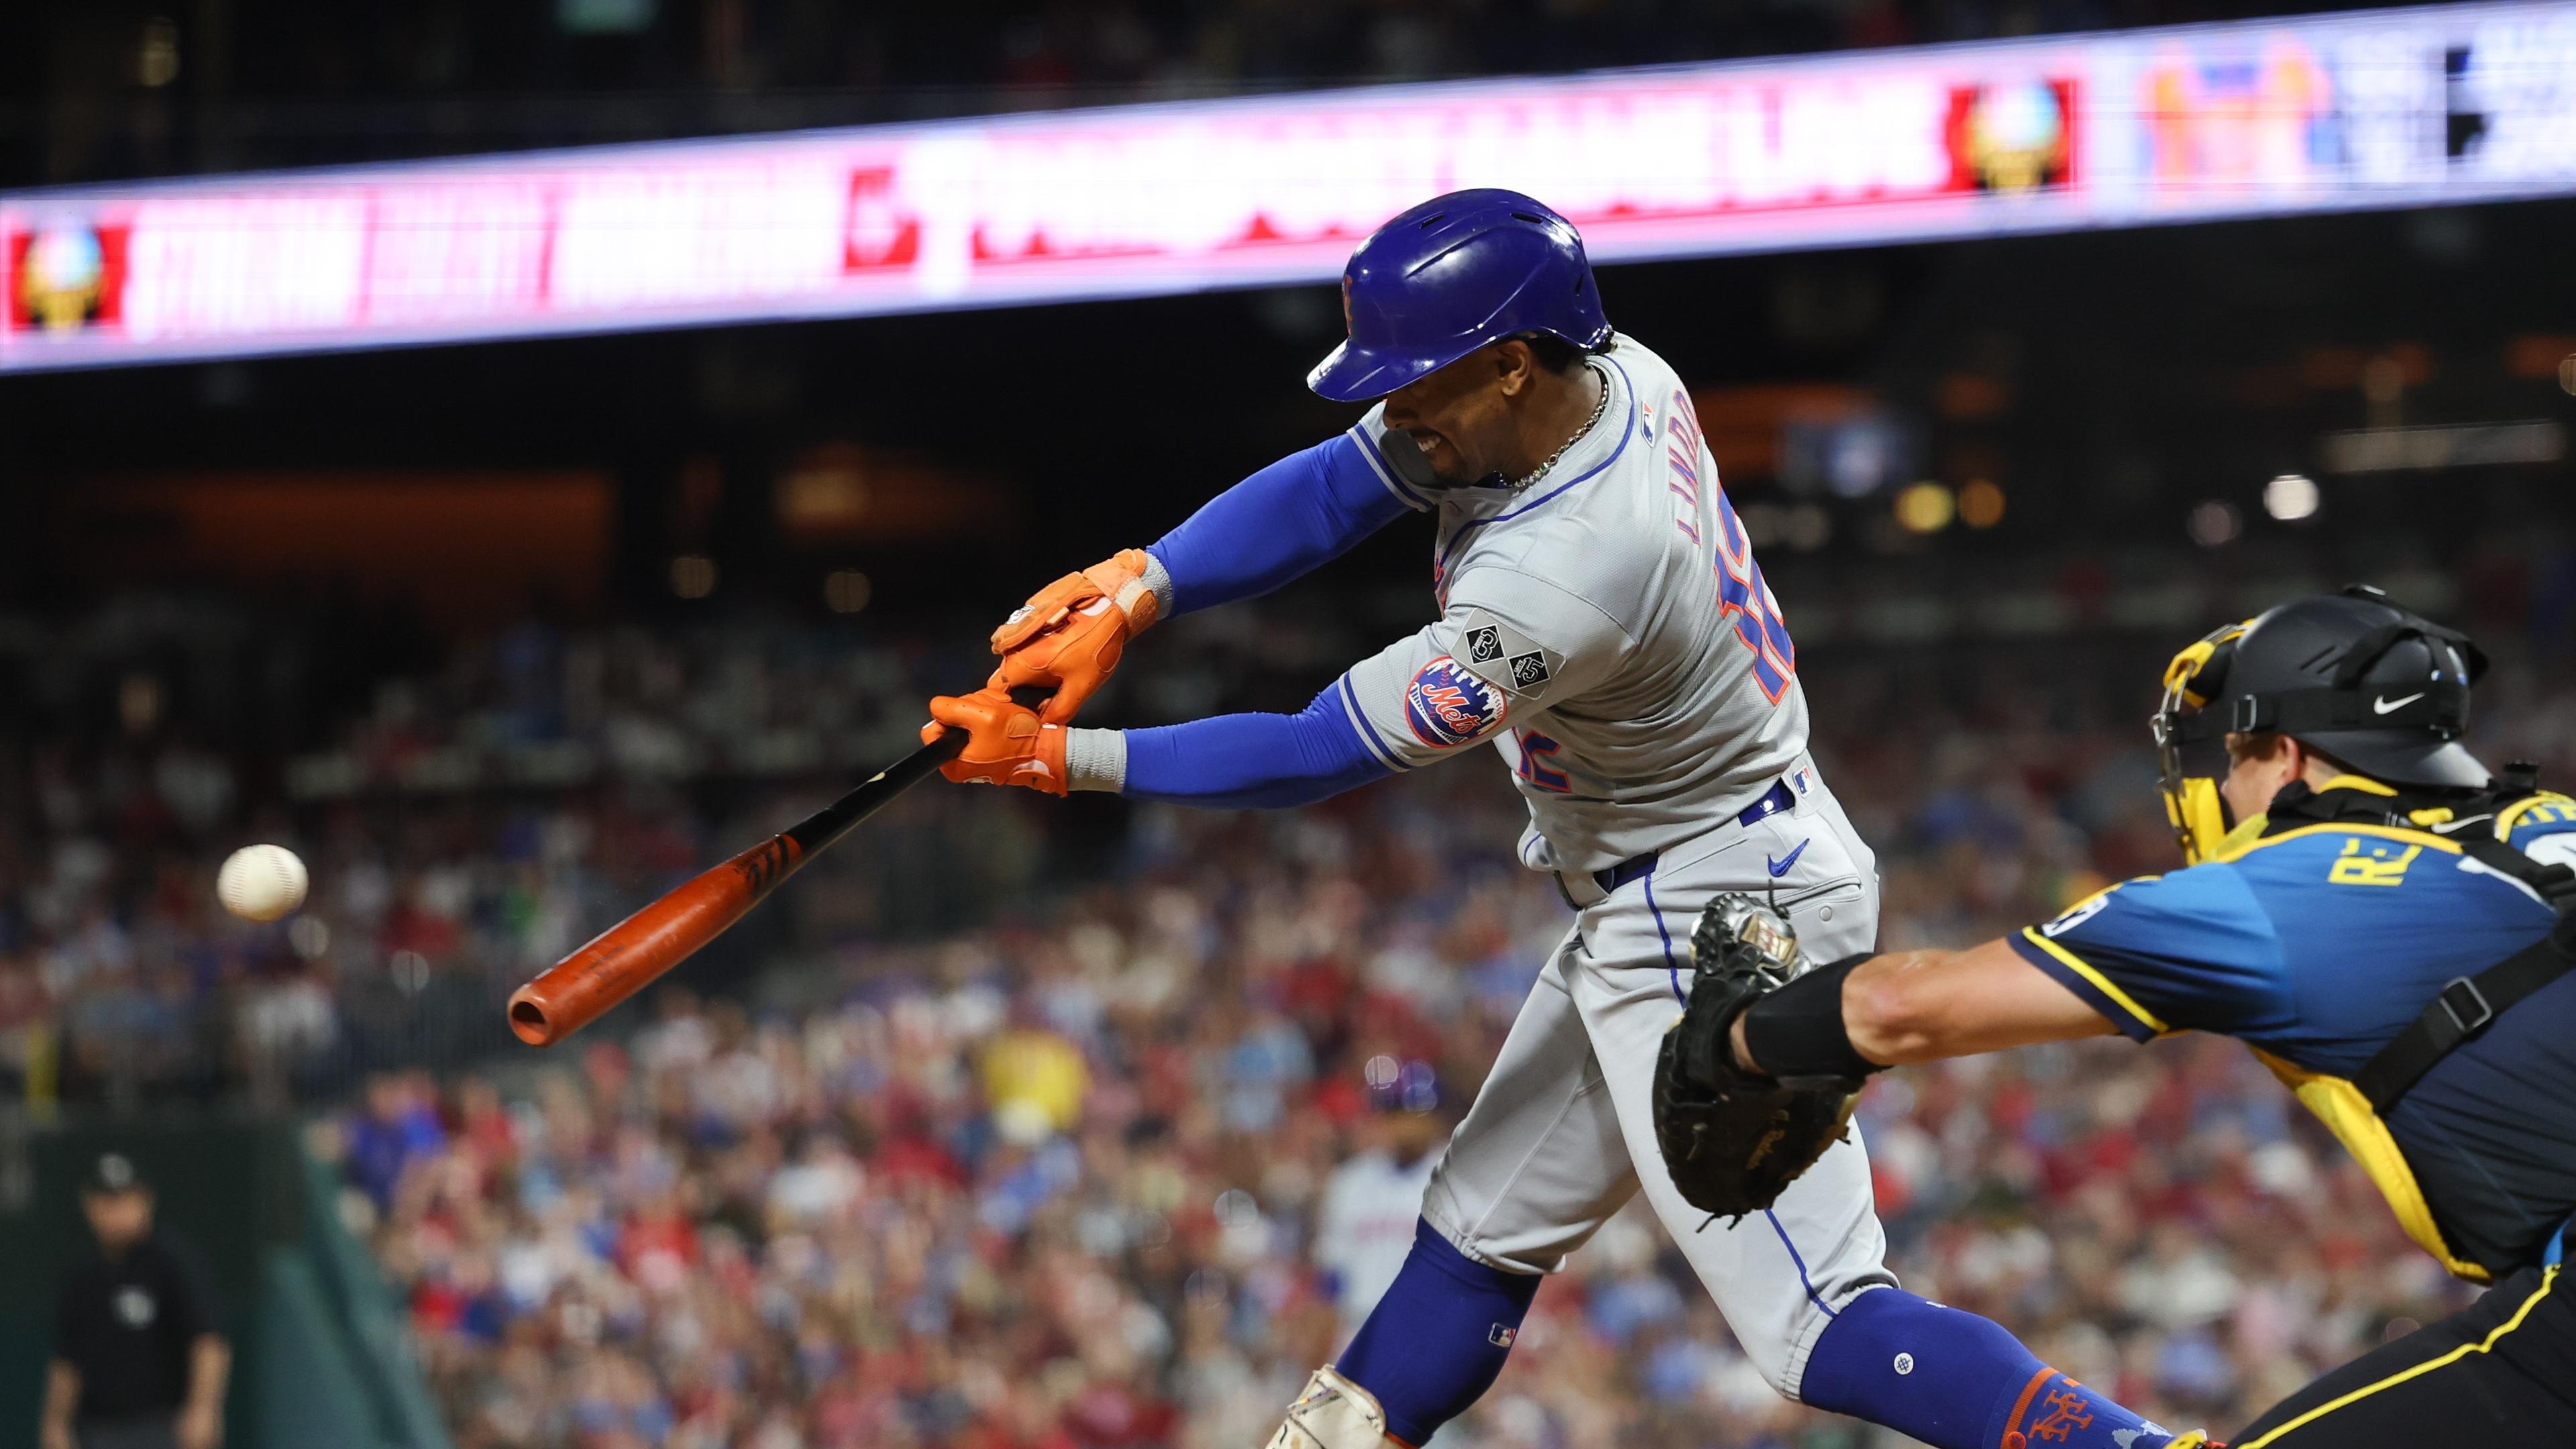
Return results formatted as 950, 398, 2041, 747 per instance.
2316, 773, 2398, 797
2251, 1048, 2492, 1283
2234, 1265, 2555, 1448
2210, 809, 2269, 859
2019, 927, 2171, 1036
2211, 821, 2466, 865
2497, 790, 2576, 837
2052, 879, 2129, 917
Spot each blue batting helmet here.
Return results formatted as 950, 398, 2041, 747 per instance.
1306, 190, 1612, 403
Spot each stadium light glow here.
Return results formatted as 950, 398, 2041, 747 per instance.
2188, 500, 2243, 547
669, 555, 720, 599
823, 570, 873, 614
2263, 473, 2321, 521
1957, 479, 2007, 528
6, 0, 2575, 371
1895, 482, 1956, 533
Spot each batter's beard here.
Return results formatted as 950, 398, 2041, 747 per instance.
1413, 447, 1481, 488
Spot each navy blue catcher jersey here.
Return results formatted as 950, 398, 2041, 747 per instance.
2008, 784, 2576, 1277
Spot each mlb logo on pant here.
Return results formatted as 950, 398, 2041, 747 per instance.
1488, 1324, 1516, 1347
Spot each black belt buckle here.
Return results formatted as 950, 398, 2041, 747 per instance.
2438, 977, 2494, 1038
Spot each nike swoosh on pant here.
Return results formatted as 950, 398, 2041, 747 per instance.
1766, 840, 1809, 877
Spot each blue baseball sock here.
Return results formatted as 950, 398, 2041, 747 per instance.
1801, 1288, 2176, 1449
1334, 1220, 1543, 1445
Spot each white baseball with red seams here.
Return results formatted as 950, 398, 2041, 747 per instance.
217, 843, 309, 922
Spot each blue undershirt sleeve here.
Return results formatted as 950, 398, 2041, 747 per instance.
1146, 433, 1416, 616
1120, 680, 1393, 808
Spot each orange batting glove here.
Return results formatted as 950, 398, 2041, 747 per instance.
923, 690, 1069, 795
987, 548, 1162, 724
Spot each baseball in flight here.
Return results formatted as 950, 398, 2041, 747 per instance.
217, 844, 309, 922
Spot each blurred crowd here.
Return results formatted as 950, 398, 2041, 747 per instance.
3, 574, 2571, 1446
316, 765, 2487, 1449
0, 602, 1058, 1108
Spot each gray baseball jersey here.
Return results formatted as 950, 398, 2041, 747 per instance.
1316, 336, 1894, 1402
1334, 333, 1809, 874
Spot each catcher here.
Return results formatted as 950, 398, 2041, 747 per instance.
1662, 586, 2576, 1447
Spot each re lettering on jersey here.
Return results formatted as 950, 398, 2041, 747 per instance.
1404, 656, 1509, 747
2328, 839, 2421, 886
1666, 387, 1796, 703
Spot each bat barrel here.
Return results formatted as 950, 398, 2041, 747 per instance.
505, 731, 968, 1047
506, 837, 787, 1046
506, 985, 560, 1046
509, 963, 650, 1046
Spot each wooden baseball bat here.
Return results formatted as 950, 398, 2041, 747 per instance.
506, 729, 969, 1046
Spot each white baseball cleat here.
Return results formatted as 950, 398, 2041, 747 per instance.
1265, 1366, 1395, 1449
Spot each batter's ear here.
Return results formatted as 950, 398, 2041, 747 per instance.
1492, 337, 1537, 396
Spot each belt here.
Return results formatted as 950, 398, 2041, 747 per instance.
1735, 777, 1797, 828
1588, 779, 1799, 896
1593, 853, 1659, 896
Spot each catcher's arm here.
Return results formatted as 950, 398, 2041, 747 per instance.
1729, 938, 2116, 1079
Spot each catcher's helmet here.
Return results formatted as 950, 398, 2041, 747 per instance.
2154, 585, 2491, 861
1306, 189, 1612, 403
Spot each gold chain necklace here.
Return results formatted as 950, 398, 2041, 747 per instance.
1505, 363, 1611, 492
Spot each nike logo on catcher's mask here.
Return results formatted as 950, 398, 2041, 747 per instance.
2373, 692, 2425, 714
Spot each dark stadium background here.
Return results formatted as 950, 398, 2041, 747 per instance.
12, 198, 2568, 724
1, 2, 2573, 1446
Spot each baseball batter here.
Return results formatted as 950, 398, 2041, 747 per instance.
926, 191, 2185, 1449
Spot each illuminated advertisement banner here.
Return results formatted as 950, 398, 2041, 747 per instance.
5, 1, 2572, 370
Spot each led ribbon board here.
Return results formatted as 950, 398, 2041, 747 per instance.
5, 1, 2572, 370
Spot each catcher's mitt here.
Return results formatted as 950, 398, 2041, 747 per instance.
1653, 894, 1862, 1221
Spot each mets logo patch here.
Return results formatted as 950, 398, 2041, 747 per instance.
1405, 655, 1507, 747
